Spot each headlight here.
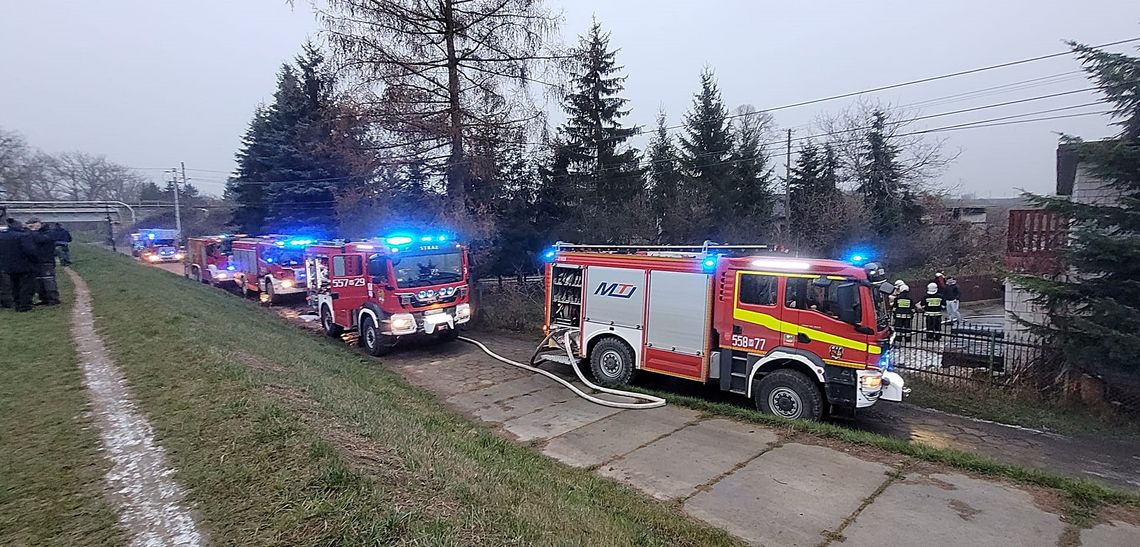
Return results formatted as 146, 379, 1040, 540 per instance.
390, 313, 416, 333
456, 303, 471, 323
280, 280, 294, 289
860, 373, 883, 390
146, 255, 160, 262
215, 272, 228, 279
174, 253, 184, 260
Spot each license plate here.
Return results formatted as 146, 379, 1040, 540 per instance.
424, 308, 443, 315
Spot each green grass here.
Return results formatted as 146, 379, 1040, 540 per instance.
0, 273, 125, 546
627, 386, 1140, 518
71, 245, 739, 546
904, 377, 1140, 439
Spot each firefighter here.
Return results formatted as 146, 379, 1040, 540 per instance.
0, 219, 39, 312
891, 281, 915, 342
24, 218, 61, 306
919, 282, 944, 341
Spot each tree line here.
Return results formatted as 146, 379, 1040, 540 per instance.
227, 3, 961, 275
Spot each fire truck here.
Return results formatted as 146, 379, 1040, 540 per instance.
542, 243, 905, 421
305, 234, 472, 356
133, 229, 183, 263
183, 235, 241, 287
229, 235, 311, 304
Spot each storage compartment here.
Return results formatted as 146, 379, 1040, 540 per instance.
549, 264, 583, 327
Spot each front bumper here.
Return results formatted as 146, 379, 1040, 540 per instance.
382, 304, 471, 336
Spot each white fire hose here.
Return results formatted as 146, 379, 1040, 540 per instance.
458, 330, 666, 410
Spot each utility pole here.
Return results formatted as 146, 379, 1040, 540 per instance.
171, 165, 183, 237
784, 128, 792, 244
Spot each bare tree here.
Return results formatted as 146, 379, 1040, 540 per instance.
815, 98, 958, 192
46, 151, 149, 201
316, 0, 562, 208
0, 128, 55, 200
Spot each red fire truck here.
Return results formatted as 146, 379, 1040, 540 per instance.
133, 229, 183, 263
305, 234, 472, 356
183, 235, 241, 287
229, 235, 311, 304
542, 243, 905, 420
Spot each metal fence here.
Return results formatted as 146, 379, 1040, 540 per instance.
891, 316, 1140, 415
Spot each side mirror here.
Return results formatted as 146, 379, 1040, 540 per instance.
836, 282, 860, 325
811, 275, 832, 288
878, 281, 895, 295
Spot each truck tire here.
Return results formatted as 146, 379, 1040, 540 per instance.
263, 278, 277, 306
754, 369, 824, 421
321, 305, 343, 337
360, 316, 392, 357
590, 337, 635, 387
437, 326, 459, 343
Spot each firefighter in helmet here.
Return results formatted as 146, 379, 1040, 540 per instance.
891, 280, 915, 342
919, 282, 944, 341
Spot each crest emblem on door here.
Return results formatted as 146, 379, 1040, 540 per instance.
829, 345, 844, 359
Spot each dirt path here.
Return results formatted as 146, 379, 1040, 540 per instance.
66, 269, 204, 546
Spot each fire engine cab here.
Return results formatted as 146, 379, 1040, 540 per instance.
305, 234, 472, 356
229, 235, 310, 304
543, 243, 905, 421
184, 235, 241, 287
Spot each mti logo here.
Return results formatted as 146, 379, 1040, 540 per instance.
594, 282, 637, 299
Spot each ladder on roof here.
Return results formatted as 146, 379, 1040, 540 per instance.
553, 241, 783, 256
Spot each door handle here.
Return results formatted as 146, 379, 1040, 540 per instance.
797, 333, 811, 344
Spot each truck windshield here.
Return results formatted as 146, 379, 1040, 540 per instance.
262, 248, 303, 266
152, 239, 176, 247
392, 252, 464, 288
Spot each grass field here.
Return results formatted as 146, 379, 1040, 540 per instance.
0, 273, 125, 546
70, 245, 739, 545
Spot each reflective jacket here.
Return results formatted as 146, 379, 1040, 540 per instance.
922, 293, 944, 315
892, 290, 915, 318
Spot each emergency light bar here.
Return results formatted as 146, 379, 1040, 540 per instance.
384, 233, 451, 247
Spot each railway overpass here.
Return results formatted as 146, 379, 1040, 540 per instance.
0, 200, 176, 225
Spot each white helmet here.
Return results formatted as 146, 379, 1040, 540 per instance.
894, 279, 905, 287
899, 283, 909, 293
927, 282, 938, 295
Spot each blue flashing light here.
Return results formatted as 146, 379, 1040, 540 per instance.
851, 254, 865, 263
275, 241, 285, 247
226, 265, 236, 271
437, 235, 447, 242
389, 247, 400, 253
701, 255, 718, 272
147, 233, 156, 240
385, 235, 414, 246
266, 258, 274, 263
540, 247, 557, 262
420, 236, 433, 242
287, 239, 313, 246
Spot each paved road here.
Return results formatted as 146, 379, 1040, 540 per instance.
294, 327, 1138, 546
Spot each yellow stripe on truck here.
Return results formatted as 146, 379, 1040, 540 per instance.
732, 307, 882, 355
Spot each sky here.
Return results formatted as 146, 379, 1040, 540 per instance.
2, 0, 1138, 198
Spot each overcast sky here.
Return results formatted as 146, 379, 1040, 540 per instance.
2, 1, 1138, 197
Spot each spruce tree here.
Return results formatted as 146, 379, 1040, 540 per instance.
559, 20, 643, 241
680, 68, 734, 241
787, 140, 824, 234
729, 108, 775, 225
647, 110, 686, 241
857, 110, 909, 236
227, 43, 355, 235
1017, 42, 1140, 375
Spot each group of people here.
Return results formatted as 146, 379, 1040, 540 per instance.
889, 272, 962, 341
0, 216, 71, 312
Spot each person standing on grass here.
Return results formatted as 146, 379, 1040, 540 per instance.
943, 277, 962, 324
24, 218, 61, 306
49, 222, 72, 266
0, 219, 40, 312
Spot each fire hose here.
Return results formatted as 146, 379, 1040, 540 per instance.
457, 330, 666, 410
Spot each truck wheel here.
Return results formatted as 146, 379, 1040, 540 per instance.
263, 278, 276, 306
438, 327, 459, 343
590, 337, 635, 387
360, 316, 392, 357
321, 306, 343, 337
754, 369, 824, 421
